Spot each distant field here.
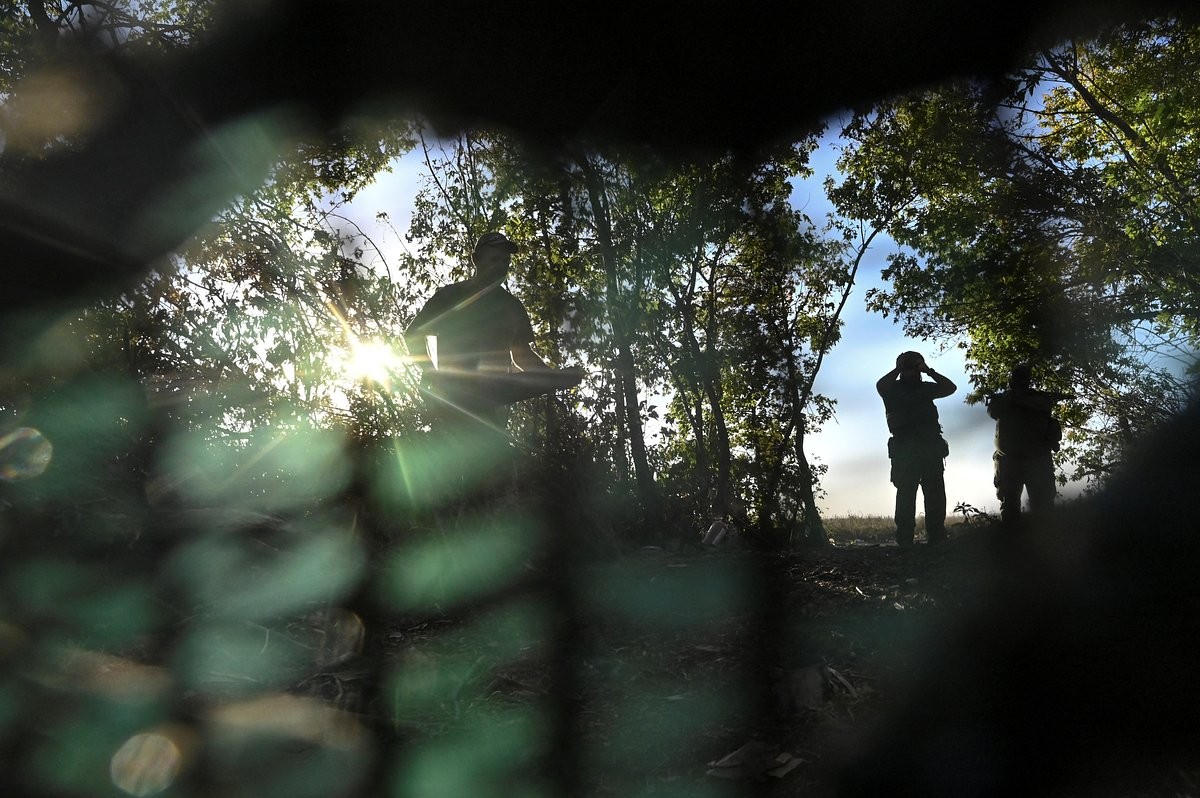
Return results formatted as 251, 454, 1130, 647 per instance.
823, 514, 982, 545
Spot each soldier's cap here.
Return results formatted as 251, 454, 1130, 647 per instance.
473, 231, 519, 254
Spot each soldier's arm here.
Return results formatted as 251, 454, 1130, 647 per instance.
510, 341, 552, 372
1011, 390, 1057, 413
926, 367, 957, 398
403, 331, 432, 370
987, 393, 1010, 420
504, 296, 551, 373
876, 366, 901, 396
403, 294, 443, 370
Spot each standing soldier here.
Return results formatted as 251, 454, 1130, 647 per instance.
876, 351, 957, 547
986, 363, 1069, 529
405, 231, 583, 430
403, 231, 581, 503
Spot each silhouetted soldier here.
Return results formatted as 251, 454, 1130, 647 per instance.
986, 363, 1069, 528
876, 351, 957, 547
404, 232, 581, 500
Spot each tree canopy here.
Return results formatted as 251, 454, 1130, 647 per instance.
830, 16, 1200, 481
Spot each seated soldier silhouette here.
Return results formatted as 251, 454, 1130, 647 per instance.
403, 232, 582, 498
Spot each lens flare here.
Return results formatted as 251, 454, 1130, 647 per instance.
313, 608, 365, 667
343, 338, 402, 385
110, 731, 184, 797
0, 427, 53, 480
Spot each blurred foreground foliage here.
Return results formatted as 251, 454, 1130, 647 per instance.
0, 368, 772, 796
1, 3, 1199, 797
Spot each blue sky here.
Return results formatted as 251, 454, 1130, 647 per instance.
344, 135, 1086, 518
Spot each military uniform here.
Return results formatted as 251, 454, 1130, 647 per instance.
987, 388, 1060, 526
404, 274, 538, 506
878, 371, 955, 546
406, 279, 536, 426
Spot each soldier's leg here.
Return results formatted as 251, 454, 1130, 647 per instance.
458, 404, 514, 509
429, 402, 511, 516
994, 453, 1023, 528
922, 456, 948, 543
1025, 451, 1057, 517
892, 459, 919, 547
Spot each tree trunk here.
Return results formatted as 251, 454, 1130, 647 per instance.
578, 154, 661, 522
620, 355, 658, 516
783, 347, 826, 547
677, 313, 729, 519
755, 418, 793, 542
691, 279, 733, 520
790, 415, 826, 547
610, 374, 631, 482
698, 358, 733, 518
667, 362, 710, 510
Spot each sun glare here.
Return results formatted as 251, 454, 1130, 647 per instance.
342, 338, 403, 386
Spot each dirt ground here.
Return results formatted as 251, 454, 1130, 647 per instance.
363, 522, 1014, 797
570, 532, 996, 797
352, 511, 1200, 798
